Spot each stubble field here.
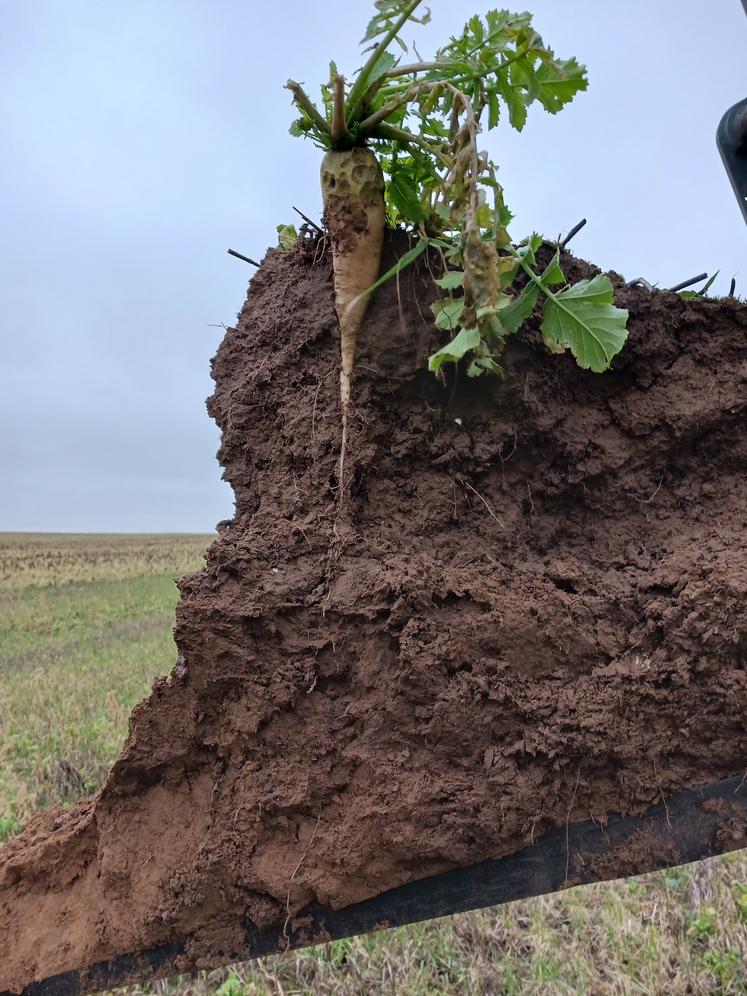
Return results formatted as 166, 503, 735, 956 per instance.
0, 534, 744, 995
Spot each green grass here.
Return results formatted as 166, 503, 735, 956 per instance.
0, 533, 212, 830
1, 534, 745, 994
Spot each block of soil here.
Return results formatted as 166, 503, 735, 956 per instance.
1, 238, 746, 991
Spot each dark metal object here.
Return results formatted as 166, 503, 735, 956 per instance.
718, 97, 747, 225
668, 272, 709, 293
9, 776, 745, 996
716, 1, 747, 222
17, 945, 185, 996
626, 273, 714, 295
560, 218, 587, 247
227, 249, 261, 267
729, 276, 737, 297
626, 277, 656, 291
292, 205, 325, 236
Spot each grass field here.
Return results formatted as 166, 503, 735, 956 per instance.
1, 534, 745, 994
0, 533, 211, 837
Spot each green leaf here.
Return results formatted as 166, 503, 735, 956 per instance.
435, 270, 464, 290
541, 249, 565, 288
497, 281, 539, 334
429, 327, 481, 373
367, 50, 399, 88
468, 14, 484, 45
359, 1, 429, 56
276, 224, 298, 250
433, 297, 465, 330
487, 90, 500, 129
516, 234, 544, 267
509, 58, 539, 103
362, 14, 382, 43
361, 0, 416, 43
389, 169, 424, 223
701, 270, 719, 294
501, 80, 528, 131
467, 356, 503, 377
535, 57, 587, 113
541, 275, 629, 372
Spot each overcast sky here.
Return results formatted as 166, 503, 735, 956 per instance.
1, 0, 745, 533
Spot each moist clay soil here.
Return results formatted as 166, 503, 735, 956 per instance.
1, 236, 746, 991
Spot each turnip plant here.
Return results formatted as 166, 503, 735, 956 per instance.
286, 2, 629, 478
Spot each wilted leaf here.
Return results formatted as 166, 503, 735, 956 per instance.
476, 202, 494, 228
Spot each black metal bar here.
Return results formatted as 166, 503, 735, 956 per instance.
227, 249, 261, 267
560, 218, 587, 247
7, 775, 746, 996
717, 4, 746, 221
717, 95, 747, 225
668, 272, 708, 293
729, 277, 737, 297
19, 945, 185, 996
292, 206, 325, 236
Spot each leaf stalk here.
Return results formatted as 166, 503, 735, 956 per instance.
345, 0, 427, 125
285, 80, 331, 135
331, 75, 348, 143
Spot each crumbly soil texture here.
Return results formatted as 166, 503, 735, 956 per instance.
2, 236, 746, 990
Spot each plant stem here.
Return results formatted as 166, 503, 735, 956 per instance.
368, 45, 532, 109
384, 60, 450, 79
331, 75, 348, 143
513, 250, 557, 302
285, 80, 331, 135
358, 97, 413, 136
345, 0, 426, 125
357, 79, 431, 136
373, 123, 450, 163
514, 253, 542, 284
362, 60, 449, 106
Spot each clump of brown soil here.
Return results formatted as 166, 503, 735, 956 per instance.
1, 237, 746, 991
